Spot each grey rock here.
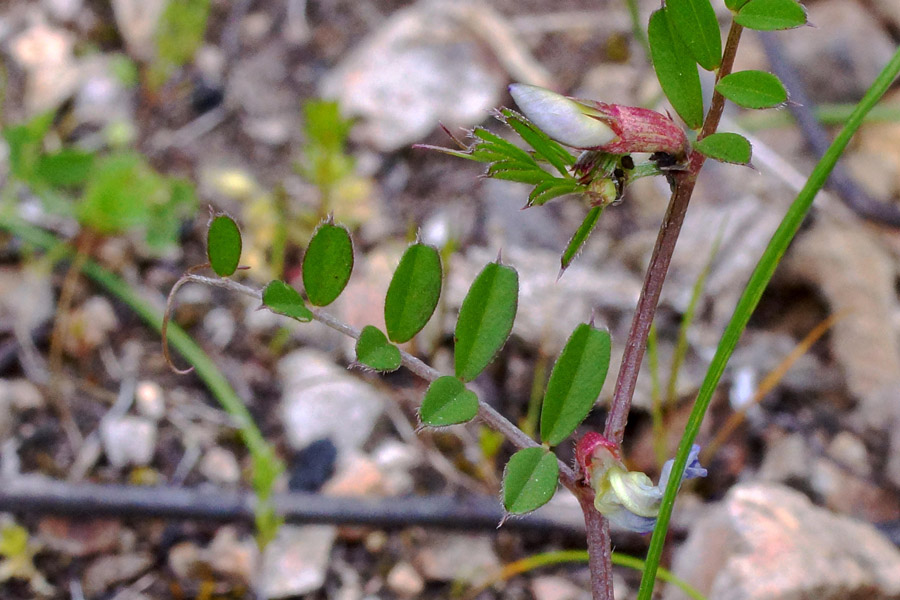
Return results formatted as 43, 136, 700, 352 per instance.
7, 21, 80, 114
386, 562, 425, 598
531, 575, 591, 600
43, 0, 83, 22
279, 350, 386, 453
202, 306, 236, 349
100, 416, 157, 468
229, 44, 298, 146
199, 447, 241, 486
82, 553, 153, 597
320, 1, 506, 151
483, 179, 569, 251
758, 432, 810, 484
0, 268, 54, 335
110, 0, 166, 60
207, 526, 258, 584
73, 55, 134, 129
415, 531, 499, 582
664, 483, 900, 600
167, 541, 203, 580
781, 0, 895, 103
258, 525, 337, 598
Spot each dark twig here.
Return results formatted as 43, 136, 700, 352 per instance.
0, 477, 584, 533
759, 32, 900, 227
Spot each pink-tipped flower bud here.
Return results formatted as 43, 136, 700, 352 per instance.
509, 84, 688, 157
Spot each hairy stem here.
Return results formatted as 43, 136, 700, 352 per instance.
604, 22, 743, 446
578, 487, 615, 600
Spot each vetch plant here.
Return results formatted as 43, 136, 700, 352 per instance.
162, 0, 900, 598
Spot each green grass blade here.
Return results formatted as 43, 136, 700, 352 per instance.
647, 323, 666, 468
471, 549, 706, 600
666, 225, 723, 406
637, 45, 900, 600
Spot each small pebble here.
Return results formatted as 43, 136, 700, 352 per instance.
386, 562, 424, 598
134, 381, 165, 421
100, 416, 156, 468
199, 447, 242, 486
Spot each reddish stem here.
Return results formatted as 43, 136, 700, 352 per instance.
604, 22, 744, 446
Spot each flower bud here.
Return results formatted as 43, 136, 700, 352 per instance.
509, 84, 616, 150
509, 84, 688, 157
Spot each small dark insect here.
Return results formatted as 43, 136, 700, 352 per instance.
649, 151, 680, 170
620, 155, 635, 170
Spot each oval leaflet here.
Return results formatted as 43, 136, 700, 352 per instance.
302, 222, 353, 306
207, 214, 242, 277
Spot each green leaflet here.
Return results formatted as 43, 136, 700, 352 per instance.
735, 0, 808, 30
561, 206, 604, 274
262, 280, 313, 322
648, 8, 704, 129
502, 447, 559, 514
302, 222, 353, 306
207, 214, 242, 277
716, 70, 788, 109
454, 262, 519, 382
355, 325, 402, 372
666, 0, 722, 71
420, 376, 479, 426
540, 324, 612, 446
695, 132, 753, 165
384, 243, 443, 343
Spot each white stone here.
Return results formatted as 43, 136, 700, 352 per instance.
320, 2, 507, 151
100, 416, 157, 468
134, 381, 165, 421
199, 447, 241, 486
416, 532, 499, 582
111, 0, 166, 60
279, 350, 385, 453
258, 525, 336, 598
386, 562, 425, 598
664, 483, 900, 600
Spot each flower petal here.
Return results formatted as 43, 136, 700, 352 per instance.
604, 504, 658, 534
509, 84, 616, 150
658, 444, 707, 491
609, 469, 661, 517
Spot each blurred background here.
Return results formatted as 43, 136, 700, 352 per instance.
0, 0, 900, 598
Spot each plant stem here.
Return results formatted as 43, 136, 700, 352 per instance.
637, 40, 900, 600
578, 487, 615, 600
604, 22, 743, 446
